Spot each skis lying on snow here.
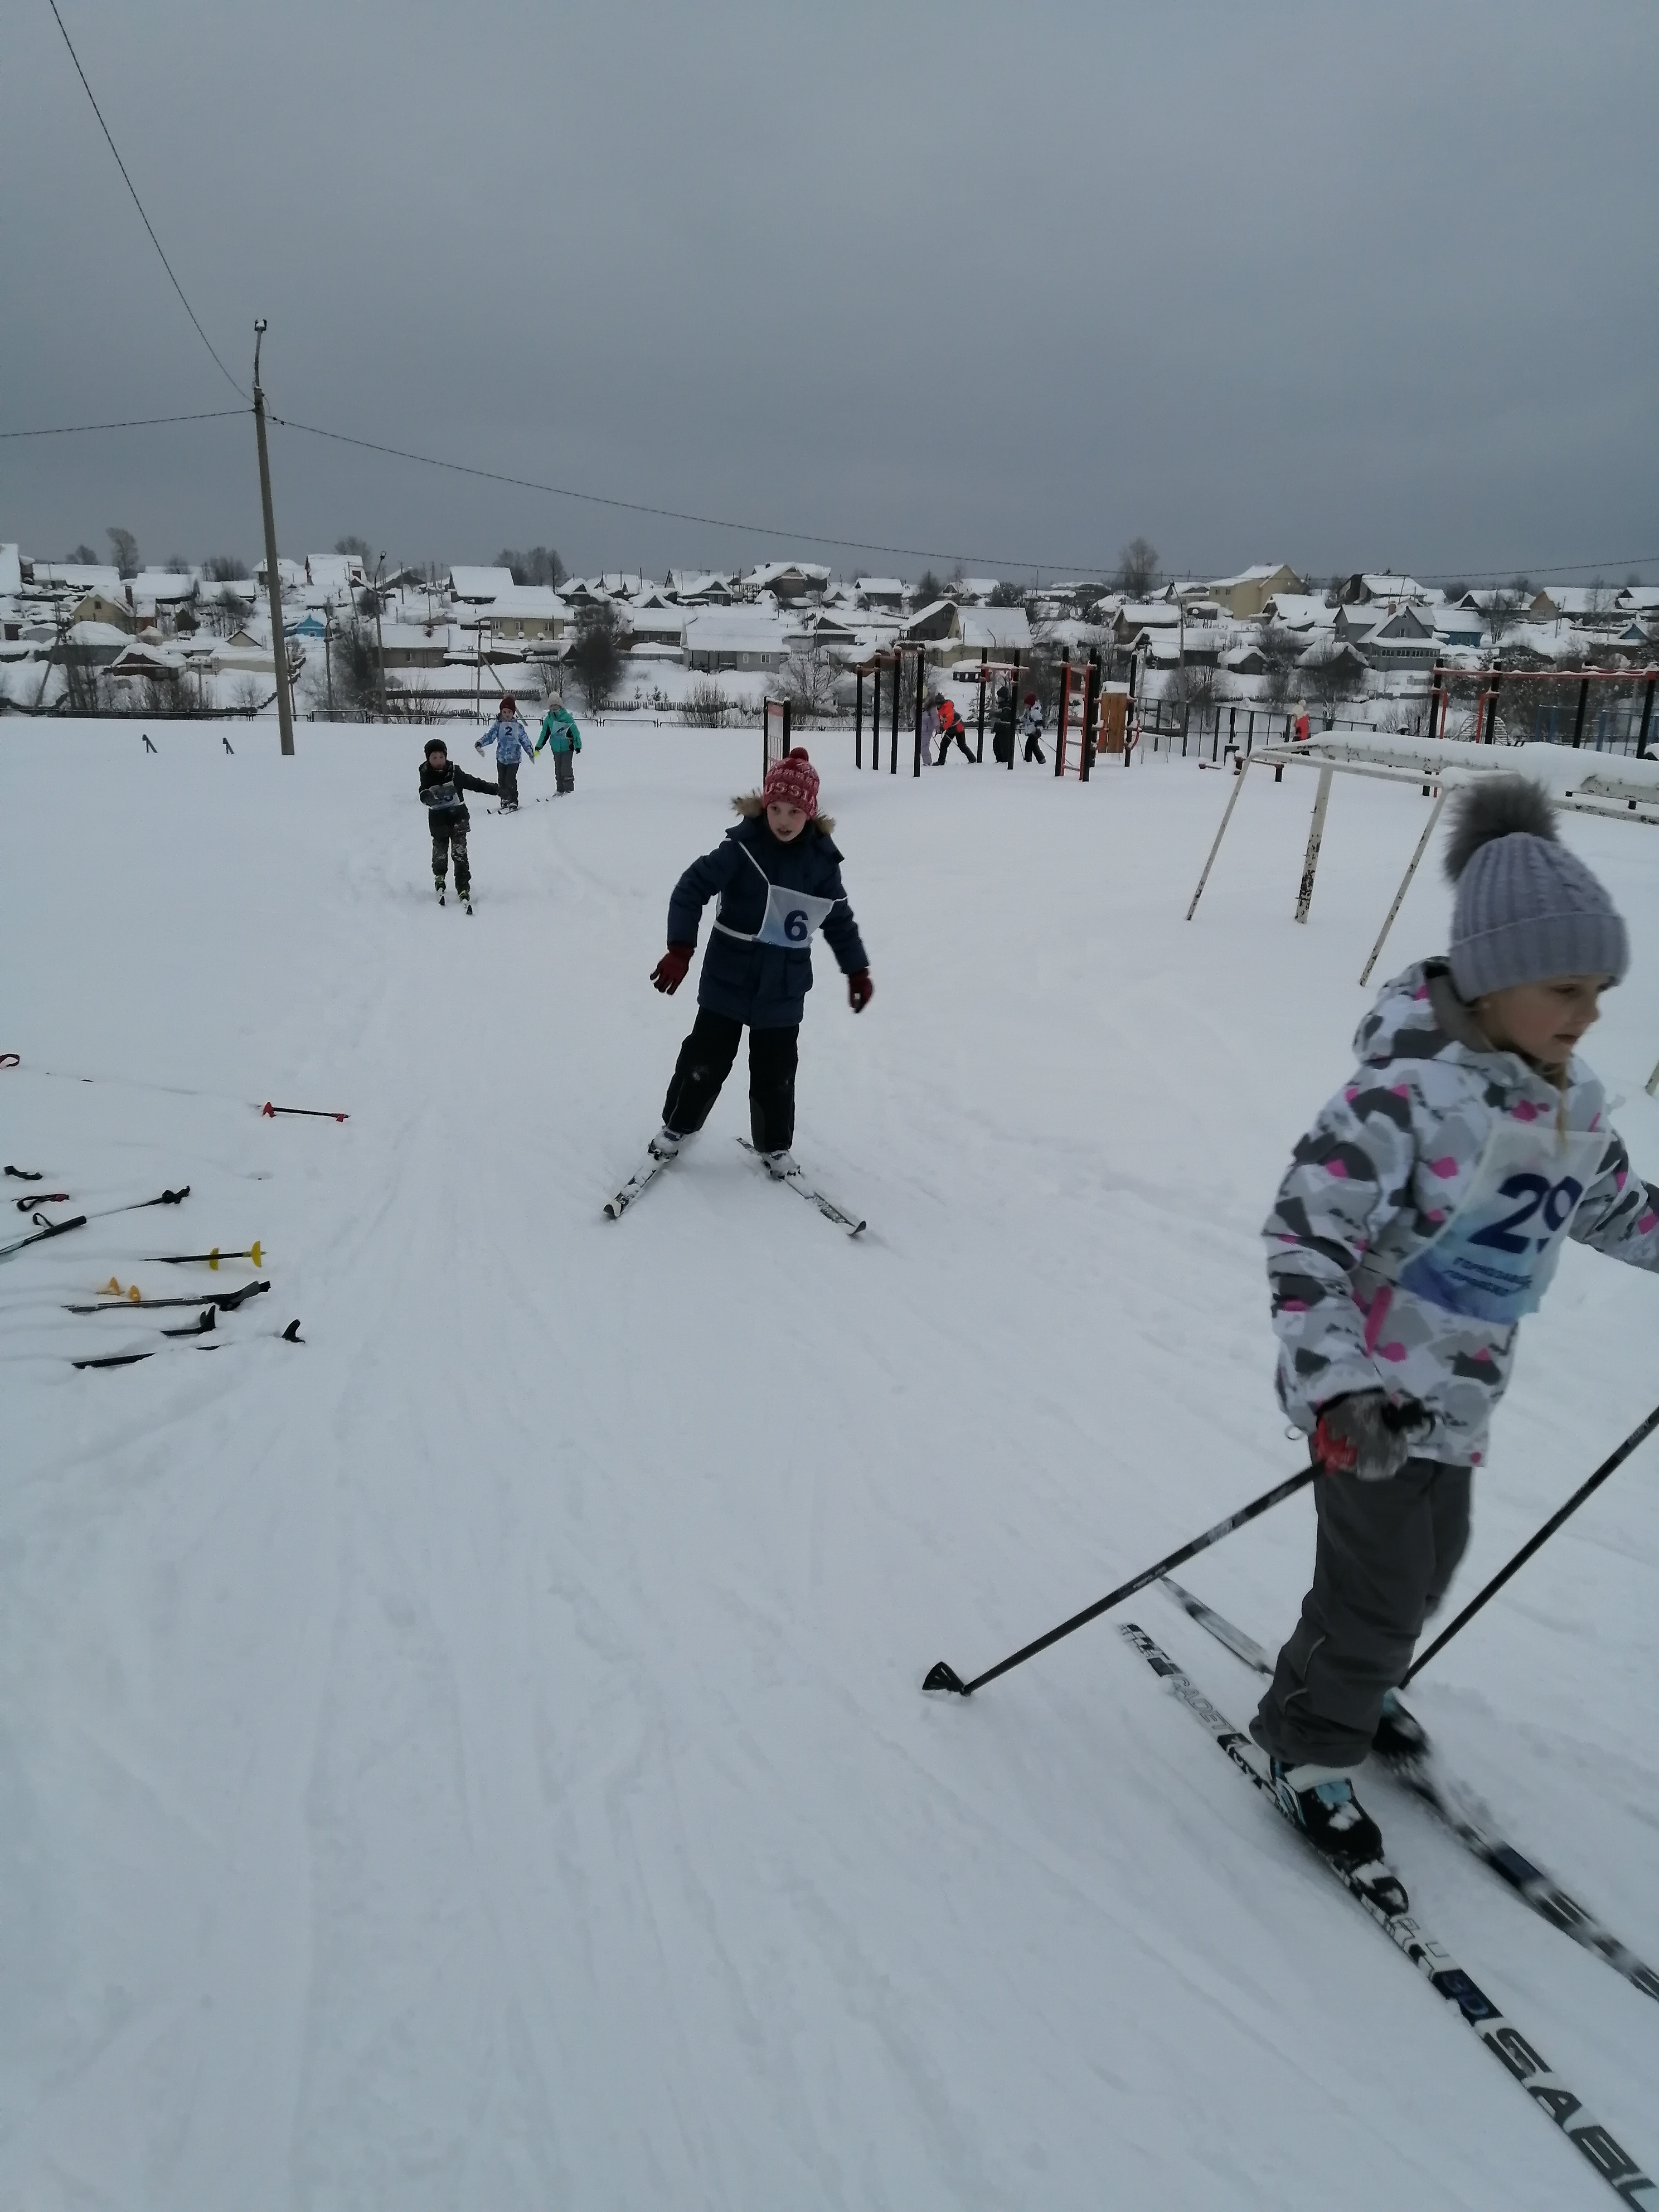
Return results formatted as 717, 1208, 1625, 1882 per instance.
737, 1139, 866, 1235
74, 1316, 302, 1369
65, 1279, 271, 1314
1158, 1576, 1659, 2006
604, 1143, 676, 1220
1120, 1622, 1658, 2208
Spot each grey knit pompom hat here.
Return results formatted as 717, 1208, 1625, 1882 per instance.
1444, 777, 1628, 998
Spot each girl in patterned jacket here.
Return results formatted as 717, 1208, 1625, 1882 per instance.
1251, 777, 1658, 1904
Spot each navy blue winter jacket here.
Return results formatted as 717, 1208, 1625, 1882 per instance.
667, 809, 868, 1029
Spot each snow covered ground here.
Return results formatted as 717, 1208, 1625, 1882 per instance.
3, 717, 1656, 2210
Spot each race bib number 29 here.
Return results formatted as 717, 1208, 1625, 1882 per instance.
1397, 1126, 1604, 1325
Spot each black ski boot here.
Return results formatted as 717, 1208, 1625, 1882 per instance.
1270, 1760, 1409, 1914
1371, 1691, 1433, 1783
434, 875, 446, 906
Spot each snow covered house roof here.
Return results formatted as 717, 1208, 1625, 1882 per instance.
254, 557, 305, 591
683, 609, 789, 669
130, 570, 197, 604
1530, 586, 1626, 622
1618, 586, 1659, 613
853, 577, 905, 607
1262, 593, 1337, 632
956, 609, 1031, 655
448, 565, 516, 604
0, 546, 21, 596
29, 562, 122, 596
304, 554, 367, 597
1338, 573, 1426, 606
743, 562, 831, 601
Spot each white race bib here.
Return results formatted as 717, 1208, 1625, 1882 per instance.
1396, 1121, 1603, 1325
714, 844, 838, 949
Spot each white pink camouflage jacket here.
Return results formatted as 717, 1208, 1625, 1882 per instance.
1264, 960, 1659, 1467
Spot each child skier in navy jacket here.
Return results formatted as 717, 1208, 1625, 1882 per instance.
647, 748, 872, 1173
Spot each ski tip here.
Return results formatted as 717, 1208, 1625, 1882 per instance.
923, 1660, 971, 1696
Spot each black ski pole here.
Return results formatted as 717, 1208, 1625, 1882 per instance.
0, 1212, 88, 1262
924, 1464, 1317, 1696
1404, 1399, 1659, 1684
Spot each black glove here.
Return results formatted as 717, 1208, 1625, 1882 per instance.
1313, 1393, 1430, 1481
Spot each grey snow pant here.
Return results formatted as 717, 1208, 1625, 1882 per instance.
554, 749, 575, 794
1252, 1457, 1471, 1770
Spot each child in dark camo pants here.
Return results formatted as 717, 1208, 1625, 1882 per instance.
418, 738, 498, 900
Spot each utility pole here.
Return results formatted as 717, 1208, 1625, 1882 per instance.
373, 551, 389, 718
251, 321, 295, 755
323, 599, 336, 719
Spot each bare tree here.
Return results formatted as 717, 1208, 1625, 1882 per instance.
1485, 581, 1527, 647
497, 545, 567, 588
1114, 537, 1160, 597
910, 569, 943, 609
681, 680, 736, 727
777, 646, 841, 721
106, 526, 140, 577
205, 554, 250, 582
987, 579, 1026, 608
334, 535, 374, 562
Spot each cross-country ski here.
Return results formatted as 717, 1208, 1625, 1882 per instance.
1121, 1623, 1658, 2208
1160, 1573, 1659, 2003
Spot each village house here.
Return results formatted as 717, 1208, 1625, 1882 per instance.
683, 608, 789, 672
1203, 562, 1304, 619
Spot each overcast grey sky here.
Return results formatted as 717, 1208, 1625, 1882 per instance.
4, 1, 1656, 586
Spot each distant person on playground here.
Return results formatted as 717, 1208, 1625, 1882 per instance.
645, 746, 872, 1178
419, 736, 499, 906
933, 695, 974, 764
535, 691, 583, 795
476, 694, 533, 811
920, 693, 940, 762
1293, 699, 1312, 743
1251, 778, 1658, 1909
1020, 692, 1046, 764
991, 679, 1016, 765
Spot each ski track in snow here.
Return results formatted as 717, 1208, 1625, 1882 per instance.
2, 720, 1656, 2209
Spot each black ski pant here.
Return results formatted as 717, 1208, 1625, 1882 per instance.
554, 749, 575, 794
1022, 735, 1046, 763
935, 729, 974, 763
662, 1007, 798, 1153
498, 762, 520, 808
1253, 1457, 1472, 1770
430, 814, 470, 892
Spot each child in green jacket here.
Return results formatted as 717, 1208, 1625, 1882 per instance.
536, 693, 583, 794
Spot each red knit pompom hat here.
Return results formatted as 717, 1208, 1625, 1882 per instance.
763, 746, 819, 817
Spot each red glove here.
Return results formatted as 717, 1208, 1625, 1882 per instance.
847, 969, 874, 1012
651, 944, 693, 995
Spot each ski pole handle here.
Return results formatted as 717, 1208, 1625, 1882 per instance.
1404, 1399, 1659, 1684
924, 1463, 1317, 1697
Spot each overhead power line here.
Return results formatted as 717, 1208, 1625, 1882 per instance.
1, 391, 1651, 586
44, 0, 246, 400
264, 410, 1093, 573
0, 408, 248, 439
